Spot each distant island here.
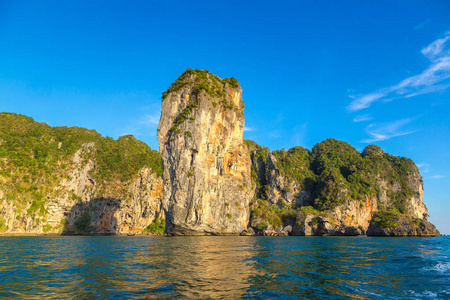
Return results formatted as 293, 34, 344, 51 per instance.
0, 69, 439, 237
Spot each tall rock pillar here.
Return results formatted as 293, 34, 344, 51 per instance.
157, 69, 253, 235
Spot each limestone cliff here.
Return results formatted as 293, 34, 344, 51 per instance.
0, 113, 164, 235
366, 213, 438, 236
244, 139, 439, 236
0, 71, 440, 237
157, 69, 253, 235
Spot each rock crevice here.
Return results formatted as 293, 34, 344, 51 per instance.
158, 69, 253, 235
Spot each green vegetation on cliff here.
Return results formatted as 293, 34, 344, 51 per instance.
311, 139, 369, 210
76, 212, 91, 232
251, 199, 297, 229
272, 146, 315, 190
142, 218, 165, 235
1, 109, 423, 235
0, 113, 162, 217
246, 138, 418, 223
167, 102, 198, 137
372, 208, 424, 229
0, 217, 7, 232
95, 135, 162, 181
163, 68, 244, 143
372, 209, 399, 228
245, 140, 270, 200
162, 68, 240, 101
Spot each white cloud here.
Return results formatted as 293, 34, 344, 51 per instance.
421, 35, 450, 60
353, 114, 373, 122
139, 113, 160, 126
403, 82, 450, 98
348, 32, 450, 111
361, 118, 415, 143
416, 163, 431, 173
416, 163, 429, 168
120, 109, 161, 139
348, 91, 387, 111
244, 126, 255, 132
426, 175, 445, 179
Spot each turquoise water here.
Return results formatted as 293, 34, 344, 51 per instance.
0, 236, 448, 299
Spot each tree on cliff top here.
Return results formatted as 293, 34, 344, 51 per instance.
161, 68, 240, 100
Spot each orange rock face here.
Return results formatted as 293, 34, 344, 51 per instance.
157, 70, 253, 235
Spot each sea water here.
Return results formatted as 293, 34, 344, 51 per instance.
0, 236, 448, 299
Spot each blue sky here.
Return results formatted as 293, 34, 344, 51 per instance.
1, 1, 449, 233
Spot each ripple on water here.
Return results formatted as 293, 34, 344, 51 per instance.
422, 261, 450, 273
0, 236, 448, 299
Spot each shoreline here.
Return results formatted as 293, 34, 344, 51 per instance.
0, 233, 442, 237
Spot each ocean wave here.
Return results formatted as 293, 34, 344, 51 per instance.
422, 262, 450, 273
406, 289, 450, 299
407, 290, 438, 298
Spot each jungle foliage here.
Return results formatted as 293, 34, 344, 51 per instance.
246, 138, 417, 214
0, 112, 162, 215
161, 68, 240, 104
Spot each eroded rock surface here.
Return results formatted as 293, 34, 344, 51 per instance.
0, 142, 163, 235
0, 113, 164, 235
367, 217, 439, 236
245, 140, 439, 236
157, 69, 253, 235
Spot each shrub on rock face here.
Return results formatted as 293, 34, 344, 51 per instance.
143, 218, 165, 235
373, 209, 400, 229
161, 68, 241, 101
250, 199, 298, 230
76, 212, 91, 232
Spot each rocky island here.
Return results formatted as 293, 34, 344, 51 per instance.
157, 69, 252, 235
0, 69, 439, 236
